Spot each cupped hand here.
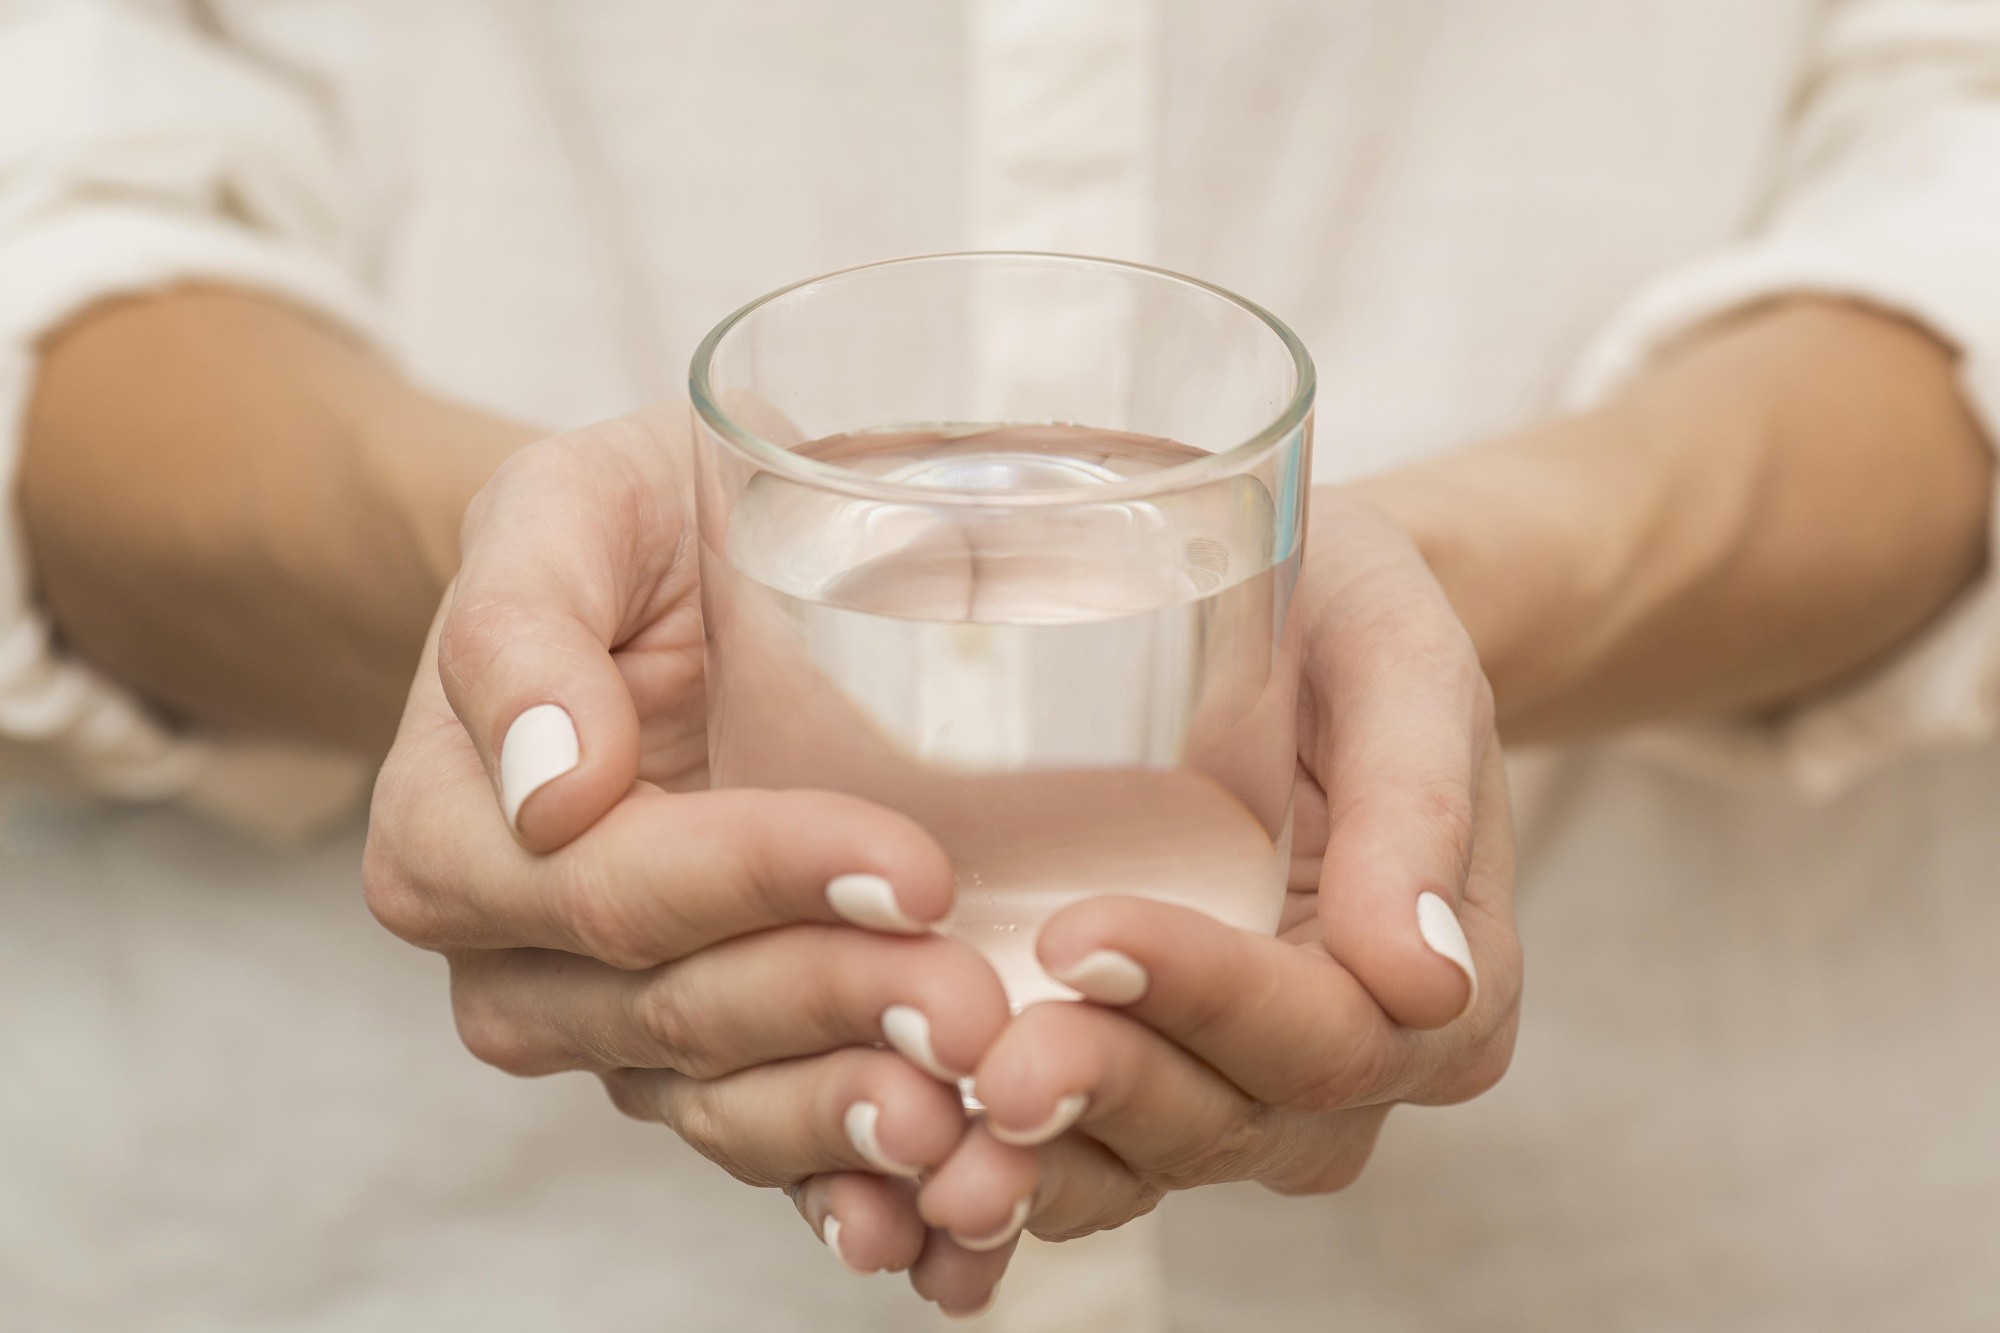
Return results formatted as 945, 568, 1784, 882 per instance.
825, 494, 1521, 1276
361, 410, 1019, 1310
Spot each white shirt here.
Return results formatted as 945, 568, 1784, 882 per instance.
2, 2, 1998, 1329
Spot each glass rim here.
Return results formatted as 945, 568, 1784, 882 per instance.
687, 250, 1316, 508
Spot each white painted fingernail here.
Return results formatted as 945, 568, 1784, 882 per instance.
821, 1214, 867, 1273
826, 873, 930, 935
844, 1100, 921, 1177
951, 1196, 1031, 1252
1052, 950, 1149, 1005
882, 1004, 961, 1082
1416, 891, 1478, 1016
499, 704, 579, 830
988, 1093, 1088, 1147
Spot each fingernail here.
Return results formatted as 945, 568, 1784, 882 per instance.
821, 1214, 867, 1274
826, 873, 930, 935
1416, 891, 1478, 1016
987, 1093, 1087, 1147
951, 1196, 1030, 1252
499, 704, 579, 830
844, 1100, 921, 1177
882, 1004, 962, 1082
1052, 950, 1149, 1005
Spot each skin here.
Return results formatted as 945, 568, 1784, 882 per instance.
22, 288, 535, 751
22, 288, 1993, 1316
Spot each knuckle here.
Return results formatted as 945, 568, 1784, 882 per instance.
1329, 781, 1477, 895
1435, 1016, 1520, 1105
673, 1100, 776, 1188
1274, 1028, 1396, 1115
452, 994, 542, 1077
1163, 968, 1244, 1055
360, 834, 439, 945
434, 599, 517, 701
361, 719, 488, 949
697, 791, 800, 924
665, 1092, 727, 1164
796, 933, 867, 1043
1409, 778, 1479, 890
601, 1069, 752, 1188
1146, 1102, 1274, 1191
550, 860, 665, 970
1031, 1185, 1164, 1243
552, 879, 625, 963
631, 972, 714, 1077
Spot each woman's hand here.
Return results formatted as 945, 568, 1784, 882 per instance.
366, 416, 1519, 1316
815, 496, 1521, 1301
819, 300, 1995, 1311
361, 412, 1021, 1305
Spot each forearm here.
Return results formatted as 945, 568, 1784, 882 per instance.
1350, 299, 1994, 743
21, 287, 539, 752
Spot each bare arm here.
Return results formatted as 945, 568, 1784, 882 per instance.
1351, 298, 1995, 743
20, 287, 538, 753
22, 291, 1991, 758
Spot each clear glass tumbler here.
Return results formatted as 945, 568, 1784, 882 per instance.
690, 253, 1314, 1009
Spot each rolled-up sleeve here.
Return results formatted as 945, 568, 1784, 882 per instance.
0, 0, 378, 824
1564, 0, 2000, 796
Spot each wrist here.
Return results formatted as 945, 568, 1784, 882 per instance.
358, 388, 544, 605
1337, 401, 1668, 742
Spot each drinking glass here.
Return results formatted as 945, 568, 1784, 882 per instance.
690, 252, 1314, 1009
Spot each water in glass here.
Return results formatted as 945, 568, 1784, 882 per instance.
703, 424, 1300, 1008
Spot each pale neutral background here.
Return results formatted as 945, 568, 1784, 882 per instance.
2, 2, 1999, 1329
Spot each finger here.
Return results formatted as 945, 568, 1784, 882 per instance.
1013, 1115, 1374, 1234
1033, 897, 1433, 1110
919, 1127, 1159, 1247
1018, 1132, 1164, 1241
366, 771, 954, 967
972, 997, 1288, 1183
440, 418, 689, 851
791, 1174, 928, 1275
972, 987, 1397, 1204
602, 1047, 968, 1187
908, 1229, 1016, 1321
447, 926, 1009, 1080
1301, 506, 1493, 1028
912, 1125, 1041, 1252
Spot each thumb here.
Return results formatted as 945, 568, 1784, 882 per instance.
1306, 514, 1494, 1030
436, 424, 680, 851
